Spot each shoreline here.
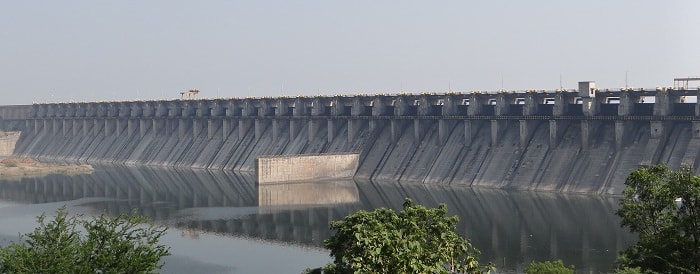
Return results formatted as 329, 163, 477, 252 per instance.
0, 157, 93, 179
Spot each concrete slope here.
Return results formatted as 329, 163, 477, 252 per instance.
15, 119, 700, 194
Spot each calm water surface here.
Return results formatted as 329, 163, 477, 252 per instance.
0, 166, 635, 273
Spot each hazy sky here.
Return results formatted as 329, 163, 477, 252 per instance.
1, 1, 699, 105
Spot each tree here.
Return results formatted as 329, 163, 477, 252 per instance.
316, 198, 491, 274
616, 164, 700, 273
0, 207, 170, 273
524, 260, 574, 274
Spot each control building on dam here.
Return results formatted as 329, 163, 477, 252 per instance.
12, 81, 700, 195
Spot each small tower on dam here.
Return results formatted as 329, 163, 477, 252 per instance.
579, 81, 600, 116
180, 89, 200, 100
578, 81, 596, 98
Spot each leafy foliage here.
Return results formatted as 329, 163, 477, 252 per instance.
614, 266, 648, 274
0, 207, 170, 273
524, 260, 574, 274
616, 164, 700, 273
318, 198, 490, 273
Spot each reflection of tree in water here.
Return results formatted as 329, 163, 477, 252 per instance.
355, 181, 635, 272
0, 166, 635, 272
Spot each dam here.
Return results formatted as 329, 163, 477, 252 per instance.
9, 81, 700, 195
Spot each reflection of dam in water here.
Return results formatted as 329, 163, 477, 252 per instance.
258, 180, 359, 206
0, 167, 634, 271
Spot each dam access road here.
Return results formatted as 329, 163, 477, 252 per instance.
7, 81, 700, 195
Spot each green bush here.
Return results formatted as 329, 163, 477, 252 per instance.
524, 260, 574, 274
313, 198, 491, 274
615, 266, 647, 274
3, 162, 17, 167
0, 207, 170, 273
616, 165, 700, 273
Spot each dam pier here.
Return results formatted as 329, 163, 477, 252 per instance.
10, 81, 700, 194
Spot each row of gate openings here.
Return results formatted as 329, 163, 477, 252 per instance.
97, 96, 696, 118
227, 97, 698, 117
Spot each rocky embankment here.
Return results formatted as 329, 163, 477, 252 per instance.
0, 157, 93, 178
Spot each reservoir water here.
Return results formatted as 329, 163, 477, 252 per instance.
0, 166, 635, 273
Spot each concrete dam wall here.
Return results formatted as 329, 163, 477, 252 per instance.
0, 105, 31, 131
13, 83, 700, 194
